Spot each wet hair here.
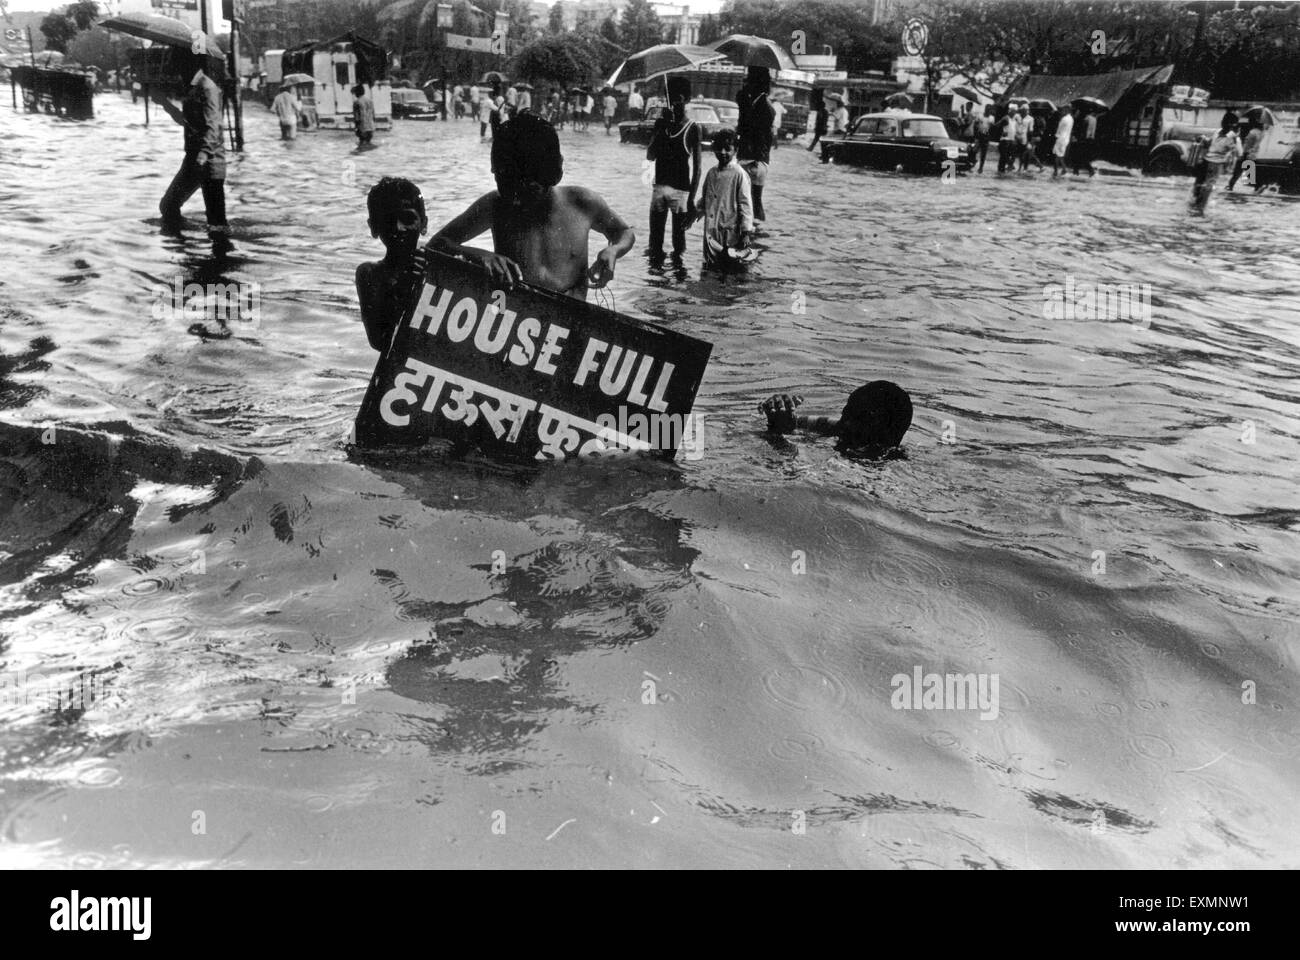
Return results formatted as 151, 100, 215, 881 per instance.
1220, 112, 1238, 132
712, 128, 737, 151
367, 176, 425, 226
491, 112, 563, 187
352, 83, 366, 97
837, 381, 913, 451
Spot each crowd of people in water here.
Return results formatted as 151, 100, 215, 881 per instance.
140, 52, 1260, 459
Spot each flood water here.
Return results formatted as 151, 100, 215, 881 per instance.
2, 93, 1299, 869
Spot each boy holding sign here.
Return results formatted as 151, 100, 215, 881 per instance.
356, 177, 429, 352
427, 113, 635, 300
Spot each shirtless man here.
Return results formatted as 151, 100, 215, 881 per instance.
428, 113, 635, 299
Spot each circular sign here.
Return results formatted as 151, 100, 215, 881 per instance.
902, 18, 929, 57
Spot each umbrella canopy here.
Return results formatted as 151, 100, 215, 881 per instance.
770, 88, 793, 101
608, 43, 725, 87
709, 34, 796, 72
480, 70, 508, 84
884, 92, 913, 108
1028, 98, 1055, 112
1241, 105, 1276, 127
513, 81, 534, 91
100, 13, 222, 56
281, 73, 313, 86
951, 85, 982, 102
1071, 96, 1107, 113
1005, 96, 1029, 108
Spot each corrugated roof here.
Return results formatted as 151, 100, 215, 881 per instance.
1005, 65, 1174, 107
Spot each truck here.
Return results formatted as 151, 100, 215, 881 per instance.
279, 33, 392, 132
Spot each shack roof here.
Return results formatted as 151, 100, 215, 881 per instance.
282, 32, 389, 84
1005, 64, 1173, 107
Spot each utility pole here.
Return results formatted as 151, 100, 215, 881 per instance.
224, 0, 244, 149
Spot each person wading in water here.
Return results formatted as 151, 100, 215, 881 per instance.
645, 76, 701, 267
151, 54, 230, 249
736, 66, 775, 225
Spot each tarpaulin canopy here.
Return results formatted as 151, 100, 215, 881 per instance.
282, 32, 390, 85
1003, 64, 1174, 109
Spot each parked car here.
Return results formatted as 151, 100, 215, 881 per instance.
391, 87, 438, 120
619, 103, 725, 147
820, 112, 974, 173
692, 96, 739, 127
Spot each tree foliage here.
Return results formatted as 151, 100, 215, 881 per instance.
40, 13, 80, 54
619, 0, 664, 53
888, 0, 1300, 100
66, 25, 141, 71
722, 0, 894, 73
698, 13, 722, 46
548, 2, 566, 34
508, 30, 599, 87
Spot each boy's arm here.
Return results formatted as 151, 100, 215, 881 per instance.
427, 193, 525, 287
355, 262, 389, 353
646, 118, 662, 161
758, 395, 837, 436
577, 189, 635, 288
736, 169, 754, 239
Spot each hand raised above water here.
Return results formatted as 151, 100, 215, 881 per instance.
759, 394, 803, 433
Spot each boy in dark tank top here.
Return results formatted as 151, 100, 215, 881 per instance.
645, 76, 701, 266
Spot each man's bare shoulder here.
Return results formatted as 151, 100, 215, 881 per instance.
557, 185, 614, 212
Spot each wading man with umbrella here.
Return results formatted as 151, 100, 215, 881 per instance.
736, 67, 774, 222
712, 36, 791, 226
151, 53, 229, 247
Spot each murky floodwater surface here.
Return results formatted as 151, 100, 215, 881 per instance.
1, 95, 1298, 868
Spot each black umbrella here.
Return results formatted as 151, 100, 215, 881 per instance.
607, 43, 724, 87
1071, 96, 1108, 113
884, 92, 913, 109
709, 34, 796, 72
480, 70, 508, 84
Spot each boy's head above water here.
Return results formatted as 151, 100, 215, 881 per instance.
492, 113, 563, 208
367, 176, 427, 253
712, 128, 737, 165
838, 381, 912, 451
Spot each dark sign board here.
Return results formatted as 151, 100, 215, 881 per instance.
354, 251, 712, 460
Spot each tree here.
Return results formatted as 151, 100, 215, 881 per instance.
599, 15, 620, 47
723, 0, 893, 73
548, 1, 566, 35
509, 31, 599, 87
39, 12, 79, 54
67, 25, 139, 72
698, 13, 722, 45
619, 0, 662, 54
68, 0, 99, 32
